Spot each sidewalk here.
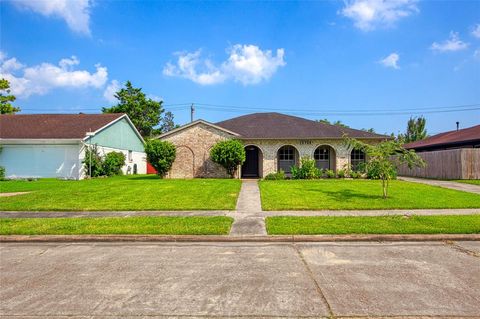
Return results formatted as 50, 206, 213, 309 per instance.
399, 176, 480, 194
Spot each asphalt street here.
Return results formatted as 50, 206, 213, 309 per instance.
1, 241, 479, 318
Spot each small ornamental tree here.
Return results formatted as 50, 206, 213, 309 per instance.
210, 139, 246, 178
344, 137, 425, 199
145, 140, 176, 178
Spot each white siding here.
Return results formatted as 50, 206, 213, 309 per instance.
78, 144, 147, 179
0, 144, 82, 179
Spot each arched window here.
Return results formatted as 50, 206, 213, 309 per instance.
314, 146, 330, 170
277, 145, 297, 174
351, 149, 365, 170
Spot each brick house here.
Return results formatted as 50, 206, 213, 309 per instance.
158, 112, 388, 178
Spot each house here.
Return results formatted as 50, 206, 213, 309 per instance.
0, 113, 146, 179
158, 112, 388, 178
400, 124, 480, 179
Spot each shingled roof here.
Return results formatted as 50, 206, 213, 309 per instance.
404, 124, 480, 150
215, 112, 388, 139
0, 113, 126, 139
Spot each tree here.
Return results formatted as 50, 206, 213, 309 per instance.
345, 137, 425, 199
0, 79, 21, 114
102, 81, 163, 137
398, 116, 428, 143
210, 139, 246, 178
159, 111, 179, 133
317, 119, 350, 128
145, 140, 176, 178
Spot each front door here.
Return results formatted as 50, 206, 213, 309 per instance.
242, 146, 259, 178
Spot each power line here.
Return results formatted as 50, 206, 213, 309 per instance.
194, 102, 480, 113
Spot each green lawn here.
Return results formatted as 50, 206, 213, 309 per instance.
259, 179, 480, 210
0, 175, 241, 211
454, 180, 480, 186
266, 215, 480, 235
0, 216, 233, 235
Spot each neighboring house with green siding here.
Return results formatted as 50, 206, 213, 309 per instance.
0, 113, 146, 179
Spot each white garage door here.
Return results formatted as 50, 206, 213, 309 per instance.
0, 144, 82, 179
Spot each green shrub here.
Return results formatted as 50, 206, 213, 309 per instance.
0, 166, 5, 181
365, 161, 398, 180
210, 139, 246, 178
145, 139, 176, 178
103, 152, 126, 176
264, 170, 286, 180
83, 145, 104, 178
291, 157, 322, 179
350, 171, 362, 179
325, 169, 336, 178
337, 169, 346, 178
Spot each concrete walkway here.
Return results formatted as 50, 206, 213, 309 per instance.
230, 179, 266, 236
399, 176, 480, 194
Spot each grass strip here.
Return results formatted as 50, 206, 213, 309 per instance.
454, 180, 480, 186
0, 216, 233, 235
266, 215, 480, 235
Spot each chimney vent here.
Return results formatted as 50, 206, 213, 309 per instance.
456, 121, 459, 131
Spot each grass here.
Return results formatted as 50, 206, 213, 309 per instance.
0, 175, 241, 211
0, 216, 233, 235
454, 180, 480, 186
266, 215, 480, 235
259, 179, 480, 210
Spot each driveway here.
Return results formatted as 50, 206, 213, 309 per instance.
1, 241, 479, 318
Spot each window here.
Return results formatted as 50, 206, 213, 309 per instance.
314, 146, 331, 170
351, 149, 365, 170
278, 146, 295, 161
128, 150, 133, 162
314, 147, 329, 161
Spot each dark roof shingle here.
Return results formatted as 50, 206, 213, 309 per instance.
215, 112, 388, 139
404, 124, 480, 150
0, 113, 125, 139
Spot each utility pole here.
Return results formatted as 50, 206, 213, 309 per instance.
190, 103, 195, 123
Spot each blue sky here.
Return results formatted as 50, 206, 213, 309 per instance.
1, 0, 479, 135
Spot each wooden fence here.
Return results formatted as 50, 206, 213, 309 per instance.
397, 148, 480, 179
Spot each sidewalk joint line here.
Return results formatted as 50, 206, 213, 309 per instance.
292, 243, 335, 318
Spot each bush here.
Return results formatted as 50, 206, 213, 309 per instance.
103, 152, 126, 176
325, 169, 336, 178
145, 139, 176, 178
364, 161, 398, 180
350, 171, 362, 179
337, 169, 346, 178
0, 166, 5, 181
291, 157, 322, 179
83, 145, 104, 177
264, 170, 286, 180
210, 139, 246, 178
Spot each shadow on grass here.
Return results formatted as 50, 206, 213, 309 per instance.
304, 188, 383, 201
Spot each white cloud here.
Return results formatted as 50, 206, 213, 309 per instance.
163, 44, 286, 85
472, 24, 480, 39
340, 0, 418, 31
431, 32, 469, 52
474, 49, 480, 59
0, 54, 108, 98
12, 0, 92, 35
103, 80, 120, 103
379, 52, 400, 69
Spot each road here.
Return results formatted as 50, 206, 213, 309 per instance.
1, 241, 479, 318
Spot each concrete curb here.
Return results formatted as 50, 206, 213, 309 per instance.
1, 234, 479, 243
